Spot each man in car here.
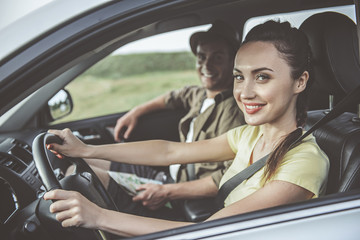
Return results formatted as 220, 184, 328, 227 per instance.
85, 20, 245, 220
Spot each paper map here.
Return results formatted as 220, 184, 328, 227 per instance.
108, 171, 162, 196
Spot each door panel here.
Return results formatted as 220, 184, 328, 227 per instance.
125, 109, 185, 142
51, 109, 185, 145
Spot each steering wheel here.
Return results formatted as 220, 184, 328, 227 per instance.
32, 132, 118, 240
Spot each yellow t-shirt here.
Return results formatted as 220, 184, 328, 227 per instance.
219, 125, 329, 207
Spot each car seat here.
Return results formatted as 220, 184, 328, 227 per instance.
301, 11, 359, 111
300, 11, 360, 194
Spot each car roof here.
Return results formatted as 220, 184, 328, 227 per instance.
0, 0, 111, 61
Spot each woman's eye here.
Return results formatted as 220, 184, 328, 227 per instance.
256, 74, 270, 81
233, 74, 243, 81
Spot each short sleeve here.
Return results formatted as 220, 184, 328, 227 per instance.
272, 140, 329, 197
226, 126, 247, 154
164, 85, 203, 111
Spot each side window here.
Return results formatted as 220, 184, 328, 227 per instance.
243, 5, 356, 37
55, 25, 209, 123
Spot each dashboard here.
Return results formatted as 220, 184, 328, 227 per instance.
0, 138, 44, 225
0, 131, 101, 240
0, 178, 19, 224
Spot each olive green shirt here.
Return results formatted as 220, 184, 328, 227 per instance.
164, 85, 245, 186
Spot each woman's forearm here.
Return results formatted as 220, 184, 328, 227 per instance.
85, 134, 233, 166
48, 129, 234, 167
85, 140, 178, 166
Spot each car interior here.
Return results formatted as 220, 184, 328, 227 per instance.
0, 0, 359, 239
301, 11, 360, 195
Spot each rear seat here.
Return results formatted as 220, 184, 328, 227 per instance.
300, 12, 360, 195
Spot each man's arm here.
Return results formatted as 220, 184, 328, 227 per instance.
132, 176, 218, 210
114, 94, 167, 142
114, 85, 200, 142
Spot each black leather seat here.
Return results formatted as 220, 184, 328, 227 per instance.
300, 11, 360, 111
306, 111, 360, 194
300, 12, 360, 194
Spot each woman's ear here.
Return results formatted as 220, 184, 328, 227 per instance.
294, 71, 309, 94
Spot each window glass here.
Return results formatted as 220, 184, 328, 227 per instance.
243, 5, 356, 38
55, 25, 209, 123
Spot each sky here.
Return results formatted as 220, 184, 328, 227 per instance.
113, 25, 210, 55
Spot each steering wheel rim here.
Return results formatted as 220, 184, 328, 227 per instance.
32, 132, 118, 239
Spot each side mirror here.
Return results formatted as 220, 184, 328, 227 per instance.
48, 89, 73, 121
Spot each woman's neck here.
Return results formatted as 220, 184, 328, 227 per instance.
259, 121, 298, 152
251, 123, 297, 164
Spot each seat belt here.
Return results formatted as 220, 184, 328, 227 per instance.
215, 84, 360, 209
215, 153, 268, 208
186, 164, 196, 181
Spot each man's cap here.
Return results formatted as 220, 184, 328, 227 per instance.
189, 20, 240, 55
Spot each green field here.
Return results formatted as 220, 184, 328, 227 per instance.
54, 52, 200, 123
59, 70, 199, 123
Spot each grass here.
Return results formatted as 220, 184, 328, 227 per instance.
57, 70, 199, 123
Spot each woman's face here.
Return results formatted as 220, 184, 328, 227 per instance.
233, 41, 307, 127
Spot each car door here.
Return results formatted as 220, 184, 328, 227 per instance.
49, 109, 185, 145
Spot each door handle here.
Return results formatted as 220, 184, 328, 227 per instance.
72, 130, 101, 141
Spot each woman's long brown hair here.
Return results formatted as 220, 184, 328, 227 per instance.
242, 20, 313, 182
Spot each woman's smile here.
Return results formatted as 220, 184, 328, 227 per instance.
243, 103, 266, 114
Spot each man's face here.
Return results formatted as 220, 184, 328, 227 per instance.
195, 40, 234, 93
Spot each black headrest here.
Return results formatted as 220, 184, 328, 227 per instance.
300, 12, 360, 110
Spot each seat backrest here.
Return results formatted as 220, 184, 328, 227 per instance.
300, 11, 360, 112
306, 111, 360, 194
301, 12, 360, 194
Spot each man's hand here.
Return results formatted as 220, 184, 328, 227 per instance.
132, 183, 169, 210
114, 95, 167, 142
113, 110, 139, 142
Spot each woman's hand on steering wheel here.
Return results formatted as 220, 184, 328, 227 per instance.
47, 128, 89, 159
44, 189, 105, 229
